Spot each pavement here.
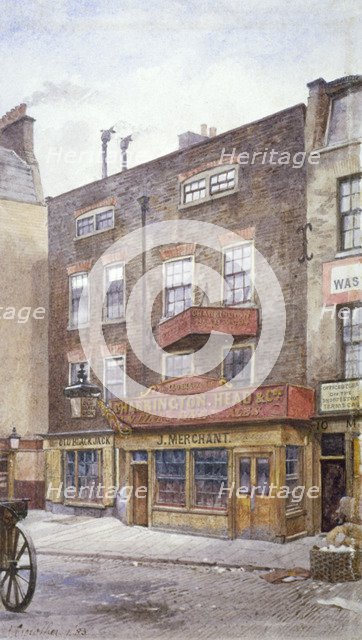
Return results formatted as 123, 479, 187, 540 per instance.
25, 510, 324, 570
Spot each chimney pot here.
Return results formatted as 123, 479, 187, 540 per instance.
209, 126, 217, 138
200, 124, 208, 137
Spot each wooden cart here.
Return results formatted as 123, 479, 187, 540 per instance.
0, 499, 37, 611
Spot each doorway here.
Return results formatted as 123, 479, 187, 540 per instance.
132, 461, 149, 527
0, 453, 8, 499
321, 460, 346, 532
234, 451, 273, 540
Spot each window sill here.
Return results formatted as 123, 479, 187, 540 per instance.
153, 505, 187, 512
64, 501, 106, 509
67, 324, 89, 331
178, 188, 238, 211
335, 248, 362, 260
73, 226, 115, 241
102, 318, 126, 326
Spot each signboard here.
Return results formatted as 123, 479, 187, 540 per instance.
111, 382, 315, 428
323, 257, 362, 305
319, 380, 362, 413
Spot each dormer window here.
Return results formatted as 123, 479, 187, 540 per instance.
180, 165, 238, 208
75, 206, 115, 238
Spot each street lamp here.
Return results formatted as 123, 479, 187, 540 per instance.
64, 364, 102, 418
9, 426, 20, 450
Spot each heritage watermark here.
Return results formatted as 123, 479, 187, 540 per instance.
219, 147, 321, 169
0, 306, 46, 323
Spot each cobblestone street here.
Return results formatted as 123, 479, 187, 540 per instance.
1, 552, 362, 640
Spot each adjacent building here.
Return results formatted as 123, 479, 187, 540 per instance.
0, 104, 48, 507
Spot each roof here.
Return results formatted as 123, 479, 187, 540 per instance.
0, 147, 37, 203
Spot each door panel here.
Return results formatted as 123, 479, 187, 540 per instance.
234, 453, 272, 540
321, 460, 346, 532
132, 463, 148, 527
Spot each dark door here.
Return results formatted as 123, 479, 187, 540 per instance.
321, 460, 346, 532
132, 463, 148, 526
0, 454, 8, 498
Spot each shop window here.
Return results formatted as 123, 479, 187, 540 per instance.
339, 175, 362, 251
224, 244, 252, 305
155, 450, 186, 506
69, 272, 89, 328
76, 208, 114, 238
69, 361, 89, 384
104, 263, 124, 321
165, 353, 193, 379
65, 450, 100, 501
223, 346, 252, 384
342, 305, 362, 378
194, 449, 228, 508
104, 356, 125, 403
164, 258, 192, 317
256, 457, 270, 494
132, 451, 148, 462
286, 445, 302, 510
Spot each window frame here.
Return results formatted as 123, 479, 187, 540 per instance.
103, 262, 125, 323
338, 174, 362, 253
222, 343, 254, 385
163, 350, 194, 380
68, 271, 89, 329
192, 448, 228, 510
162, 255, 194, 319
103, 355, 126, 403
341, 303, 362, 380
64, 449, 102, 503
154, 449, 186, 507
75, 206, 115, 239
180, 164, 238, 209
222, 241, 254, 307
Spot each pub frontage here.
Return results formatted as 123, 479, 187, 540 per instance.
111, 378, 317, 542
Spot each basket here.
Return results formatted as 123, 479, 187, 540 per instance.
310, 546, 361, 582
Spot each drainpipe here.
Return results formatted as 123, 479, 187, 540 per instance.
137, 195, 150, 385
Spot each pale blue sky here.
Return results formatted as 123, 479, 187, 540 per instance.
1, 0, 360, 196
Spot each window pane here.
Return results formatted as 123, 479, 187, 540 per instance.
70, 273, 88, 327
183, 178, 207, 204
104, 357, 125, 402
105, 264, 124, 320
224, 347, 252, 383
194, 449, 228, 508
239, 458, 251, 494
256, 458, 270, 494
165, 259, 192, 317
339, 176, 362, 250
224, 244, 252, 305
76, 216, 94, 236
77, 450, 99, 500
155, 450, 186, 506
96, 209, 114, 230
210, 169, 236, 195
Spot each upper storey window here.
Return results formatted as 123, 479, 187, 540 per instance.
181, 165, 237, 207
76, 207, 114, 238
327, 91, 362, 146
164, 257, 192, 317
339, 175, 362, 251
224, 243, 253, 305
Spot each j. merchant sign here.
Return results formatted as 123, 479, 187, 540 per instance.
111, 380, 314, 427
320, 380, 362, 413
323, 257, 362, 305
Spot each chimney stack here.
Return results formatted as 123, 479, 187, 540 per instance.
200, 123, 208, 137
0, 103, 43, 202
209, 126, 217, 138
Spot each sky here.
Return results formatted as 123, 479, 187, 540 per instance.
0, 0, 361, 197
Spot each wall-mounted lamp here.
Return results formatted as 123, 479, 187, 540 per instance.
9, 426, 21, 450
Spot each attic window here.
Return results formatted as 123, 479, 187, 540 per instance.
327, 92, 362, 146
181, 165, 238, 208
76, 207, 115, 238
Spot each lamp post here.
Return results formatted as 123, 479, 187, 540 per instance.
8, 427, 20, 499
64, 364, 101, 418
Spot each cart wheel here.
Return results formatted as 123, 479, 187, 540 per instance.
0, 524, 37, 612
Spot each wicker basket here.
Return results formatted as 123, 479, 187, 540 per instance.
310, 546, 361, 582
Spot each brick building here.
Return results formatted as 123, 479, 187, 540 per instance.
305, 75, 362, 531
0, 104, 48, 507
45, 88, 323, 541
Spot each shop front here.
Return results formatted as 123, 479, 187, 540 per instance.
44, 430, 115, 516
112, 378, 317, 541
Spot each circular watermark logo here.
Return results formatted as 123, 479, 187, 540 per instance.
78, 220, 286, 419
